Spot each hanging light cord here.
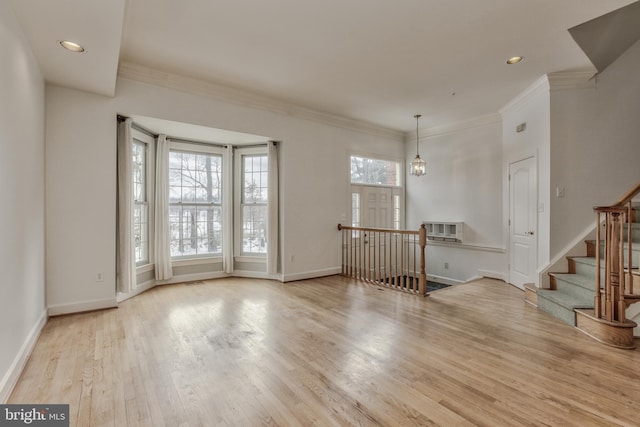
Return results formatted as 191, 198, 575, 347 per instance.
415, 114, 421, 156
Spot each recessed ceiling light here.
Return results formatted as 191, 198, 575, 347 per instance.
506, 56, 524, 65
59, 40, 85, 53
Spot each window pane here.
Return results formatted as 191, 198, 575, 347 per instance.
241, 154, 268, 255
134, 203, 149, 265
351, 193, 360, 228
242, 205, 267, 254
168, 149, 223, 259
132, 141, 149, 265
350, 156, 400, 186
243, 155, 268, 204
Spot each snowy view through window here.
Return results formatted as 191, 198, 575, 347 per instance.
242, 155, 268, 255
169, 151, 222, 258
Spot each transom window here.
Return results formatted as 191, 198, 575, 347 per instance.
350, 155, 401, 186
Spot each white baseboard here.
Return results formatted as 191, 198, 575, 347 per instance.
0, 309, 47, 403
476, 269, 507, 282
232, 271, 284, 281
426, 274, 464, 286
155, 271, 228, 285
283, 267, 341, 282
117, 280, 156, 303
48, 297, 117, 316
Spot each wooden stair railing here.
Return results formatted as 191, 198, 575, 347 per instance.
337, 224, 427, 296
593, 182, 640, 323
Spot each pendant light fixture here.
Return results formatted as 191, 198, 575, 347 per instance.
410, 114, 426, 176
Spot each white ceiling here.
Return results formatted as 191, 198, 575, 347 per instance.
9, 0, 637, 132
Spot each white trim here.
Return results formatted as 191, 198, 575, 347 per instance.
413, 113, 502, 141
0, 309, 47, 403
117, 280, 156, 303
118, 62, 403, 140
547, 71, 596, 91
426, 274, 464, 286
476, 269, 507, 282
155, 271, 228, 285
172, 257, 223, 268
232, 270, 274, 280
499, 75, 550, 114
136, 263, 155, 274
48, 298, 117, 316
234, 255, 266, 263
283, 267, 342, 282
427, 240, 505, 253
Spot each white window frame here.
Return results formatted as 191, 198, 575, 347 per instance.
234, 146, 268, 262
168, 141, 226, 261
132, 129, 155, 270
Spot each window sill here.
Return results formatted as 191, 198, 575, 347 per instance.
234, 255, 266, 263
136, 263, 155, 274
172, 256, 223, 267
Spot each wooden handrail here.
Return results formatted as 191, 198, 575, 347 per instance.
337, 224, 427, 296
337, 224, 421, 235
611, 181, 640, 207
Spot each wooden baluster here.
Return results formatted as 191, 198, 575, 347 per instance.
341, 226, 345, 275
609, 212, 621, 322
617, 212, 626, 322
419, 224, 427, 296
372, 231, 376, 283
352, 229, 356, 278
604, 214, 611, 321
401, 233, 405, 290
394, 232, 398, 288
383, 232, 387, 286
627, 200, 633, 295
595, 212, 602, 318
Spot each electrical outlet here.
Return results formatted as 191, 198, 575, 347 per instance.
444, 262, 449, 269
96, 272, 104, 282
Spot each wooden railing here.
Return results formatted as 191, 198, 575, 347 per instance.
337, 224, 427, 296
594, 182, 640, 322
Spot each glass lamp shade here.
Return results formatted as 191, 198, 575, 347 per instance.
410, 155, 426, 176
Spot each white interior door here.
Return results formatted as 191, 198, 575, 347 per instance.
509, 156, 537, 289
362, 186, 392, 228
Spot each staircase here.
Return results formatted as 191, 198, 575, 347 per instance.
527, 186, 640, 349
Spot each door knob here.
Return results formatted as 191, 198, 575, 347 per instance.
526, 231, 535, 235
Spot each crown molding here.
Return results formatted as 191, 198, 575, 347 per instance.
547, 71, 597, 91
117, 62, 403, 140
406, 113, 502, 142
499, 75, 550, 114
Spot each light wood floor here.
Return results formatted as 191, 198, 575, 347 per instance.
9, 276, 640, 426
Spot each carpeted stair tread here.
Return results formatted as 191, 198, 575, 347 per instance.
572, 256, 597, 267
550, 272, 596, 292
537, 288, 593, 326
537, 288, 594, 310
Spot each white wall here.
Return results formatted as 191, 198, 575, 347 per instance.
550, 40, 640, 258
0, 2, 46, 401
501, 78, 551, 286
406, 118, 506, 283
45, 76, 404, 310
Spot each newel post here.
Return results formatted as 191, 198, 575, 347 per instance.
419, 224, 427, 296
